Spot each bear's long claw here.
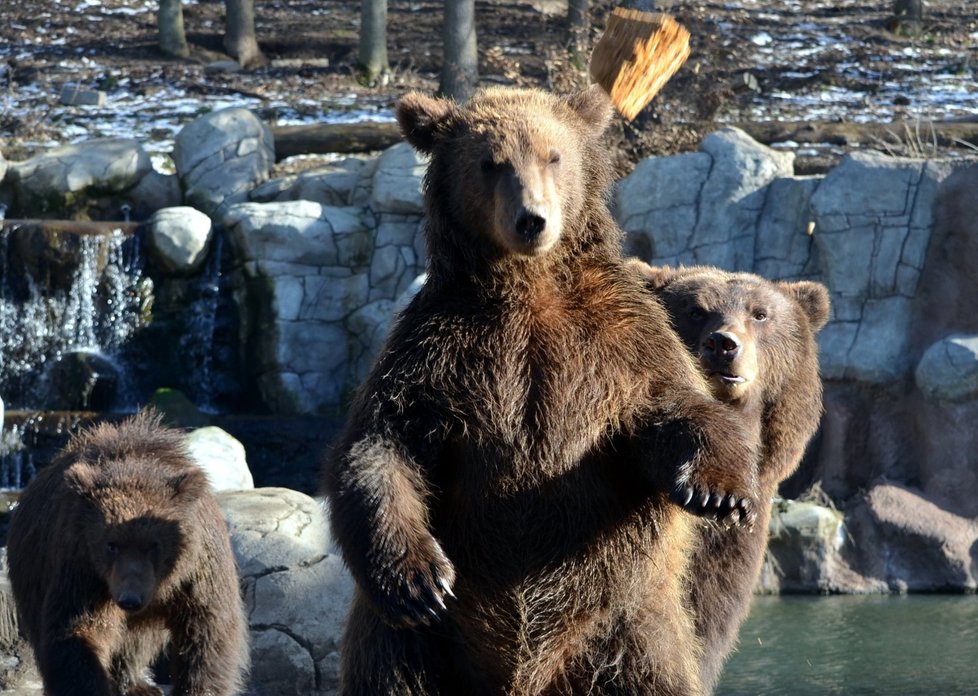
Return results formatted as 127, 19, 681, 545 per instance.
433, 591, 448, 613
437, 576, 456, 600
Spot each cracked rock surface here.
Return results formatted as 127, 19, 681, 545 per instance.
220, 487, 352, 696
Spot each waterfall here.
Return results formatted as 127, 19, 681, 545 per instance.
0, 420, 35, 490
0, 225, 149, 410
178, 228, 224, 412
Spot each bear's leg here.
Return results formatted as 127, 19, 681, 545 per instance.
36, 599, 118, 696
566, 620, 704, 696
166, 596, 248, 696
124, 682, 164, 696
37, 634, 115, 696
110, 628, 168, 696
340, 591, 447, 696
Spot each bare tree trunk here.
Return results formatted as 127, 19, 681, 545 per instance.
889, 0, 923, 34
224, 0, 266, 68
440, 0, 478, 102
158, 0, 189, 59
566, 0, 588, 70
358, 0, 390, 85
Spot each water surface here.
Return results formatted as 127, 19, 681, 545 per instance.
717, 595, 978, 696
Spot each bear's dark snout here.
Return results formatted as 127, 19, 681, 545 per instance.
515, 208, 546, 241
702, 331, 741, 364
116, 591, 145, 613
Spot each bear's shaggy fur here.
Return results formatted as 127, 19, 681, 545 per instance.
323, 86, 761, 696
6, 412, 249, 696
633, 262, 830, 692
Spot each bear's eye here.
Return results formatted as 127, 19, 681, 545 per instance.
688, 308, 705, 321
150, 540, 162, 554
106, 542, 118, 557
548, 149, 561, 165
753, 310, 768, 321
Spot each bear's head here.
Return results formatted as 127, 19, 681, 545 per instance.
396, 86, 615, 271
66, 458, 208, 614
632, 262, 830, 406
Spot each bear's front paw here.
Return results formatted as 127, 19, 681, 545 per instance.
664, 404, 761, 527
126, 682, 164, 696
371, 535, 457, 627
671, 480, 756, 527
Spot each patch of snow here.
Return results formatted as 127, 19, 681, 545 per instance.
751, 32, 774, 46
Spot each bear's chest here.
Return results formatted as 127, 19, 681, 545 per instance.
445, 295, 649, 464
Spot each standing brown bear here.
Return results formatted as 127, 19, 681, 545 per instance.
631, 262, 830, 692
323, 86, 761, 696
6, 412, 250, 696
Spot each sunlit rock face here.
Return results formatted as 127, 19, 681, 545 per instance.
173, 107, 275, 219
4, 138, 152, 219
146, 206, 214, 274
219, 487, 353, 695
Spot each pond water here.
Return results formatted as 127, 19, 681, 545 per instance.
717, 595, 978, 696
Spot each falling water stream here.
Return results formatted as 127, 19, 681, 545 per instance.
0, 225, 148, 409
0, 221, 240, 491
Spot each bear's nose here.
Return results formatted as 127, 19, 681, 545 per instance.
702, 331, 741, 361
515, 209, 547, 241
116, 592, 145, 613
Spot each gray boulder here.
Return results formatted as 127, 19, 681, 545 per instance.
845, 483, 978, 592
915, 334, 978, 402
146, 206, 214, 274
370, 142, 427, 215
250, 156, 375, 207
219, 488, 353, 696
185, 426, 254, 491
125, 169, 182, 218
757, 499, 860, 594
5, 138, 151, 216
173, 107, 275, 218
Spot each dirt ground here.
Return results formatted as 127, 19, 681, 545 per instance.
1, 0, 976, 175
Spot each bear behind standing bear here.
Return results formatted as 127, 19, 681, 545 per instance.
632, 262, 831, 691
322, 85, 761, 695
6, 412, 249, 696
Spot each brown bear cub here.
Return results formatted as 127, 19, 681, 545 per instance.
323, 86, 761, 696
6, 412, 249, 696
632, 262, 830, 693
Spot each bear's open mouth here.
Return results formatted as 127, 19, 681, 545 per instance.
710, 371, 747, 385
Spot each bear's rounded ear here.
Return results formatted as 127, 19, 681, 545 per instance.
65, 462, 97, 497
625, 258, 677, 290
564, 85, 614, 136
169, 469, 210, 505
780, 280, 831, 331
396, 92, 455, 154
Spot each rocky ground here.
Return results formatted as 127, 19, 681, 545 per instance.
1, 0, 976, 176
